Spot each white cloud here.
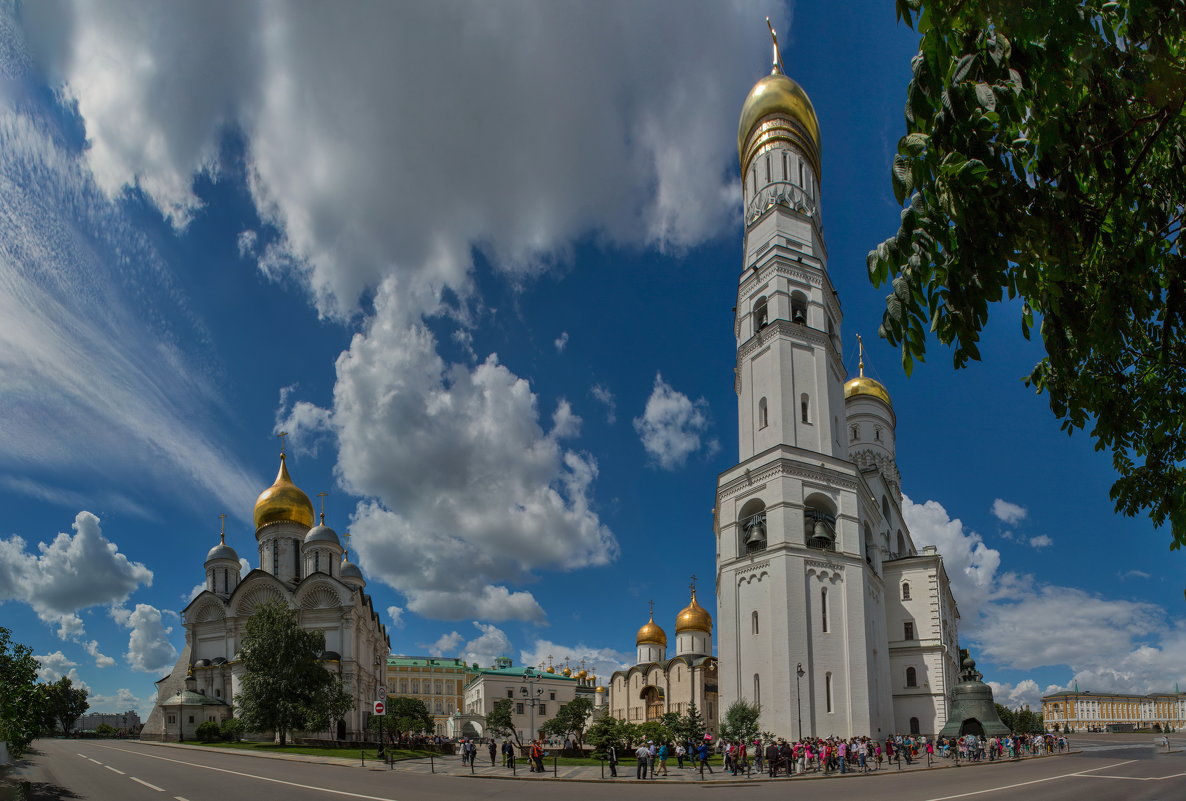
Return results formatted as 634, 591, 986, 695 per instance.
0, 511, 153, 638
903, 496, 1005, 615
460, 622, 513, 670
519, 639, 632, 682
88, 687, 156, 720
84, 640, 115, 668
591, 384, 617, 425
633, 373, 712, 470
1027, 534, 1053, 549
386, 606, 405, 629
34, 650, 77, 682
426, 631, 463, 658
553, 332, 569, 352
991, 498, 1028, 525
986, 679, 1049, 710
1119, 569, 1151, 581
280, 291, 615, 621
113, 603, 178, 674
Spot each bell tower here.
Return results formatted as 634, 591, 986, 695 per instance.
714, 22, 888, 740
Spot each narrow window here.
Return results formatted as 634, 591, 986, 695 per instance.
882, 496, 891, 519
539, 704, 547, 716
904, 621, 915, 640
294, 539, 300, 579
910, 717, 920, 735
821, 588, 829, 633
781, 151, 788, 180
897, 531, 906, 555
765, 155, 771, 182
168, 715, 176, 724
875, 426, 883, 442
516, 703, 525, 715
506, 689, 513, 698
752, 168, 758, 196
906, 667, 917, 687
801, 394, 810, 423
902, 582, 911, 601
215, 688, 221, 697
272, 541, 279, 575
752, 611, 759, 635
314, 551, 320, 573
549, 692, 555, 701
758, 397, 768, 429
825, 672, 833, 712
798, 161, 804, 186
754, 674, 761, 707
850, 424, 859, 441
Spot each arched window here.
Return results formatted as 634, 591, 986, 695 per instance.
902, 582, 911, 601
882, 495, 891, 520
825, 672, 833, 712
740, 498, 767, 554
765, 155, 771, 183
906, 667, 917, 687
897, 530, 906, 556
754, 674, 761, 707
752, 168, 757, 197
752, 611, 759, 635
758, 397, 768, 429
798, 160, 805, 187
850, 424, 859, 441
910, 717, 921, 735
754, 296, 769, 330
781, 151, 788, 180
314, 551, 320, 573
821, 588, 829, 633
791, 291, 808, 324
801, 394, 810, 423
874, 425, 883, 442
827, 317, 836, 343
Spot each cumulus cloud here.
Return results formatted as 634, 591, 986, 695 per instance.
280, 290, 614, 620
553, 332, 569, 352
112, 603, 178, 673
633, 373, 713, 470
1027, 534, 1053, 549
0, 511, 153, 638
519, 639, 632, 681
903, 496, 1005, 615
387, 606, 406, 629
985, 679, 1054, 710
84, 640, 115, 668
34, 650, 78, 682
88, 687, 156, 720
591, 384, 617, 425
460, 623, 513, 669
426, 631, 464, 659
991, 499, 1028, 525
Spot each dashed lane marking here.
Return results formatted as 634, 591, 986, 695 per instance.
104, 765, 126, 775
1080, 770, 1186, 781
131, 776, 165, 791
175, 797, 191, 801
922, 761, 1137, 801
93, 744, 404, 801
87, 758, 102, 764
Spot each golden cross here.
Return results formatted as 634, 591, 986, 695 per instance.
766, 17, 783, 74
218, 513, 227, 544
342, 530, 351, 557
857, 334, 865, 377
316, 491, 329, 522
277, 430, 289, 455
648, 599, 655, 618
689, 574, 698, 596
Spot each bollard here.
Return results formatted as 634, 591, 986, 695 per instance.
600, 757, 604, 780
470, 755, 475, 774
511, 754, 516, 775
553, 755, 558, 778
361, 750, 365, 767
429, 752, 434, 774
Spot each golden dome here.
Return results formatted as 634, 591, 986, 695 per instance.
576, 669, 588, 679
253, 453, 315, 530
562, 667, 572, 677
676, 592, 712, 634
738, 70, 821, 182
636, 614, 668, 647
844, 376, 892, 407
545, 666, 555, 674
595, 685, 606, 693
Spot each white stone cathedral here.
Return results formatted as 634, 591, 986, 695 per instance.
713, 35, 960, 739
141, 451, 390, 742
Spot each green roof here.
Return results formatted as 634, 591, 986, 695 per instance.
161, 690, 229, 707
386, 656, 468, 668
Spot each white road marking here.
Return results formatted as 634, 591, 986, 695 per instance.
104, 765, 126, 775
131, 776, 165, 791
76, 753, 88, 758
175, 797, 191, 801
922, 760, 1137, 801
87, 758, 102, 764
1080, 770, 1186, 781
94, 744, 404, 801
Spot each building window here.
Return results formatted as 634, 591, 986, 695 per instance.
507, 689, 514, 699
801, 394, 810, 423
539, 704, 547, 716
882, 496, 891, 520
549, 692, 555, 701
758, 397, 768, 429
314, 551, 320, 573
875, 426, 883, 442
168, 715, 176, 724
189, 716, 195, 724
516, 703, 525, 715
825, 672, 833, 713
821, 588, 829, 633
850, 424, 859, 441
272, 541, 279, 575
798, 160, 804, 187
752, 611, 759, 635
897, 531, 907, 556
910, 717, 920, 735
294, 539, 300, 579
791, 291, 808, 324
906, 667, 917, 687
411, 680, 419, 694
765, 154, 771, 183
902, 582, 911, 601
400, 679, 408, 693
754, 674, 761, 707
754, 296, 769, 330
781, 151, 788, 180
904, 621, 915, 640
215, 688, 221, 697
751, 168, 757, 196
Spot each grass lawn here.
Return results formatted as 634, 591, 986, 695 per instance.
193, 741, 436, 761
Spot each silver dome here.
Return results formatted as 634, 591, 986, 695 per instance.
304, 524, 341, 547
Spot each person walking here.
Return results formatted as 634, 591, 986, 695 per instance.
647, 741, 657, 777
530, 739, 544, 773
696, 741, 714, 773
765, 741, 780, 777
635, 743, 650, 779
657, 742, 669, 776
607, 743, 619, 777
501, 739, 513, 768
488, 739, 496, 766
675, 742, 686, 768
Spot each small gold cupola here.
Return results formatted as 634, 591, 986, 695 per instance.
843, 334, 892, 406
253, 450, 315, 530
635, 611, 668, 647
676, 589, 713, 634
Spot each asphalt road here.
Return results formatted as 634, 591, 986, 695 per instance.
7, 735, 1184, 801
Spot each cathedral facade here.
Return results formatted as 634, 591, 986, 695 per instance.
141, 452, 390, 741
713, 40, 960, 739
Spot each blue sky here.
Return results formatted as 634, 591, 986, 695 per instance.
1, 1, 1182, 721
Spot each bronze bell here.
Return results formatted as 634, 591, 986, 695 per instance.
812, 520, 833, 542
938, 657, 1012, 738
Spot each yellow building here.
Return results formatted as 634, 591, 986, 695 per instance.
385, 656, 475, 736
1042, 690, 1186, 732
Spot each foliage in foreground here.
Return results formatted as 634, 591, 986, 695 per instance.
0, 627, 42, 758
869, 0, 1186, 554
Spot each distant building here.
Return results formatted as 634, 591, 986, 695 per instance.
75, 710, 141, 734
384, 656, 475, 735
456, 663, 603, 741
1042, 690, 1186, 732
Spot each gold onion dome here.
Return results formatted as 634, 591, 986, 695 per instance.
636, 613, 668, 647
844, 376, 892, 407
562, 667, 572, 677
253, 453, 315, 529
577, 669, 588, 679
676, 592, 713, 634
738, 68, 821, 180
545, 665, 555, 674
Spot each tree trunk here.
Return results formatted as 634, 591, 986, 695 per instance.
279, 729, 287, 746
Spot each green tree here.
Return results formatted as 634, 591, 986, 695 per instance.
195, 720, 222, 742
995, 703, 1016, 732
41, 676, 89, 735
673, 701, 707, 744
367, 696, 433, 742
95, 723, 118, 736
718, 699, 761, 744
233, 601, 353, 745
220, 717, 245, 742
869, 0, 1186, 551
539, 696, 594, 749
0, 627, 43, 757
585, 715, 631, 756
484, 697, 519, 747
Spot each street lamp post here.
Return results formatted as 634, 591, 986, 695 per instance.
375, 659, 386, 759
795, 663, 805, 741
520, 669, 544, 743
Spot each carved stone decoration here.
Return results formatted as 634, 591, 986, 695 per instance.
235, 583, 285, 616
194, 602, 226, 623
745, 182, 817, 225
299, 583, 341, 610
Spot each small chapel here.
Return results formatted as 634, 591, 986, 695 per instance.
141, 446, 390, 742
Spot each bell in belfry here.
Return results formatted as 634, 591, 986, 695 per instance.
938, 652, 1012, 738
812, 519, 833, 543
744, 513, 767, 551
